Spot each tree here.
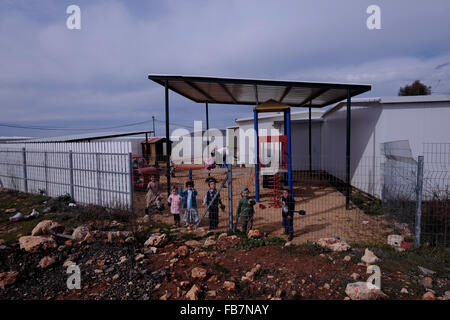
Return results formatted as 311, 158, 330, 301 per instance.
398, 80, 431, 96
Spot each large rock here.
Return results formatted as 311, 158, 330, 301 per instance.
39, 256, 57, 269
422, 291, 436, 300
248, 229, 261, 239
345, 282, 387, 300
144, 233, 168, 247
191, 267, 207, 280
242, 264, 261, 282
317, 238, 351, 252
31, 220, 64, 236
186, 284, 201, 300
203, 238, 216, 248
361, 248, 379, 264
185, 240, 202, 248
19, 236, 57, 252
175, 245, 189, 257
0, 271, 19, 289
71, 225, 90, 242
223, 281, 236, 291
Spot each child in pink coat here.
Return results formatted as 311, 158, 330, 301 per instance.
167, 186, 183, 226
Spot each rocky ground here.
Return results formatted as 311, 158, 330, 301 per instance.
1, 189, 450, 300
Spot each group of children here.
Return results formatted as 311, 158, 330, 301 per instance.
144, 174, 301, 241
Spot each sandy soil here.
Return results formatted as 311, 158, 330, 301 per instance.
134, 166, 392, 244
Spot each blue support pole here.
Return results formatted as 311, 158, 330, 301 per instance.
286, 108, 293, 195
188, 169, 192, 181
254, 109, 260, 202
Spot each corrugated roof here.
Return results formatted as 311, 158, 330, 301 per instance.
148, 74, 371, 108
23, 131, 154, 143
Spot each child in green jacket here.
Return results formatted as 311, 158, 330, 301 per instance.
236, 187, 255, 234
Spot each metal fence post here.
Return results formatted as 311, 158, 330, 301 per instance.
228, 164, 233, 231
128, 153, 134, 214
44, 151, 48, 195
96, 153, 101, 206
414, 155, 424, 248
68, 150, 74, 200
22, 147, 28, 193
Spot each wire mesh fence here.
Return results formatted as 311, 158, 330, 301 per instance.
139, 149, 449, 247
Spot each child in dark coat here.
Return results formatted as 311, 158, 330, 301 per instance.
281, 187, 295, 241
203, 177, 225, 230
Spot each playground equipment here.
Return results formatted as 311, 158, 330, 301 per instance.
253, 99, 293, 202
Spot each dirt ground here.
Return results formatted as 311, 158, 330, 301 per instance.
135, 166, 392, 245
1, 189, 449, 300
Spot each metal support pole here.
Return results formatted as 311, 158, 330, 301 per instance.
254, 109, 260, 202
68, 150, 74, 199
145, 132, 149, 161
415, 156, 424, 248
188, 169, 192, 180
164, 80, 171, 197
22, 148, 28, 193
227, 164, 233, 231
206, 102, 209, 155
309, 104, 312, 173
96, 153, 101, 206
345, 89, 352, 210
152, 115, 155, 137
44, 151, 48, 195
286, 108, 293, 195
129, 152, 134, 214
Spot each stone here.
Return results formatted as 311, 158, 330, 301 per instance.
144, 233, 168, 247
248, 229, 261, 239
117, 256, 127, 265
361, 248, 379, 264
316, 238, 351, 252
31, 220, 64, 236
0, 239, 5, 246
223, 281, 236, 291
343, 255, 351, 262
203, 238, 216, 248
387, 234, 404, 247
186, 284, 201, 300
71, 225, 90, 242
0, 271, 19, 289
185, 240, 202, 248
19, 236, 57, 252
443, 291, 450, 300
144, 247, 158, 255
191, 267, 207, 280
420, 277, 433, 289
345, 282, 387, 300
112, 274, 120, 281
175, 245, 189, 257
323, 283, 330, 290
160, 292, 171, 300
218, 233, 228, 240
422, 291, 436, 300
63, 260, 76, 268
242, 264, 261, 282
418, 266, 436, 276
207, 275, 218, 283
400, 288, 408, 294
351, 273, 360, 281
135, 254, 145, 261
39, 256, 57, 269
207, 290, 216, 297
4, 208, 16, 213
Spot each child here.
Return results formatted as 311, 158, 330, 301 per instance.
167, 186, 183, 226
203, 177, 225, 230
145, 175, 161, 216
180, 180, 199, 228
205, 151, 216, 176
281, 187, 295, 241
236, 187, 255, 234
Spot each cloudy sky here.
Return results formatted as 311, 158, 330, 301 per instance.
1, 0, 449, 137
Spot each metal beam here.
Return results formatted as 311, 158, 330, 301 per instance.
218, 83, 238, 103
254, 85, 259, 105
165, 80, 171, 197
254, 109, 260, 202
279, 87, 291, 103
309, 104, 312, 173
206, 102, 209, 155
298, 88, 329, 106
345, 89, 351, 209
186, 81, 217, 102
286, 108, 293, 195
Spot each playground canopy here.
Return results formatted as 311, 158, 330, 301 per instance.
148, 74, 371, 209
